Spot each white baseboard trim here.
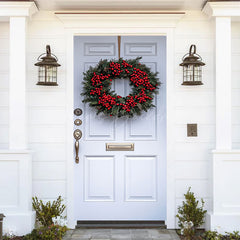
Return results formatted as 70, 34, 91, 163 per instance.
206, 212, 240, 234
3, 211, 36, 236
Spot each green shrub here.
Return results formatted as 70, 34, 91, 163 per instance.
23, 229, 38, 240
24, 225, 67, 240
226, 231, 240, 240
202, 230, 222, 240
202, 230, 240, 240
176, 187, 207, 238
32, 196, 66, 227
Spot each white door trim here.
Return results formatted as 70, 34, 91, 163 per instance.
57, 12, 184, 229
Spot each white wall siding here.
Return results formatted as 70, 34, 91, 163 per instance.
173, 12, 215, 226
27, 12, 67, 201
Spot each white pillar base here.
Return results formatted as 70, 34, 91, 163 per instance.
0, 151, 35, 236
206, 212, 240, 234
208, 150, 240, 234
3, 211, 36, 236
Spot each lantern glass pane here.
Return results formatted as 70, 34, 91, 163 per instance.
46, 66, 53, 82
39, 66, 46, 83
193, 65, 202, 82
52, 66, 57, 83
183, 65, 194, 82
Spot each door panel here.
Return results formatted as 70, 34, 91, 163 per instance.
84, 156, 115, 201
85, 111, 115, 140
125, 108, 157, 140
74, 36, 166, 221
84, 43, 116, 56
125, 156, 157, 201
124, 43, 157, 56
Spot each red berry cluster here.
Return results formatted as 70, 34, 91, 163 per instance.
122, 96, 137, 112
122, 60, 132, 74
130, 69, 156, 91
122, 60, 132, 68
137, 89, 152, 103
98, 93, 116, 110
91, 72, 110, 87
109, 62, 123, 76
90, 86, 103, 95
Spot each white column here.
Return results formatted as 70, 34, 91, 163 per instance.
0, 3, 37, 236
9, 17, 27, 150
215, 17, 232, 150
202, 2, 240, 233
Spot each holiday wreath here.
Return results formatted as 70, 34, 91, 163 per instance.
82, 57, 160, 118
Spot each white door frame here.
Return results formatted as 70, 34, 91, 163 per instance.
56, 12, 184, 229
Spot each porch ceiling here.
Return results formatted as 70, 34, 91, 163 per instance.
34, 0, 206, 11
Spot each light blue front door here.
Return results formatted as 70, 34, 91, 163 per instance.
74, 36, 166, 221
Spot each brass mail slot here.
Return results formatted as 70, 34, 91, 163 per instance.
106, 143, 134, 151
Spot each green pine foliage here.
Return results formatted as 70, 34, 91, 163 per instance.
81, 57, 160, 118
32, 196, 66, 227
176, 187, 207, 230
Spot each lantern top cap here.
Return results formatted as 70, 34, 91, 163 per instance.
0, 213, 5, 219
35, 45, 61, 67
180, 44, 205, 66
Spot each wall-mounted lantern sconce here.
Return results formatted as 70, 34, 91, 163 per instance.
180, 44, 205, 86
35, 45, 61, 86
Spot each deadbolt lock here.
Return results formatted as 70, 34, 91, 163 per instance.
74, 119, 82, 126
74, 108, 82, 116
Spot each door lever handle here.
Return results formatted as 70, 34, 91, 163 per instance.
73, 129, 82, 164
75, 140, 79, 163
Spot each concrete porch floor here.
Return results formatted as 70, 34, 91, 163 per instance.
63, 228, 180, 240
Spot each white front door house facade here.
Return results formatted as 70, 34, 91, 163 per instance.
1, 0, 240, 236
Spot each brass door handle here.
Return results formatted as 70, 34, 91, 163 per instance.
75, 140, 79, 163
73, 129, 82, 164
